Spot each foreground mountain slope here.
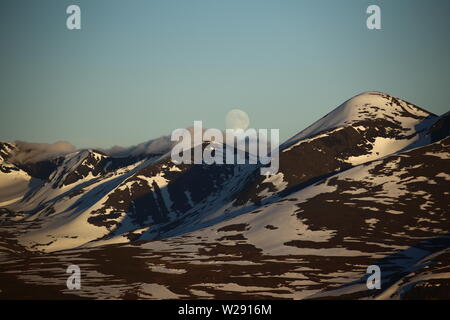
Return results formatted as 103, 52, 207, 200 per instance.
0, 133, 448, 299
1, 92, 445, 253
0, 143, 39, 207
0, 91, 448, 299
12, 143, 257, 252
234, 91, 438, 206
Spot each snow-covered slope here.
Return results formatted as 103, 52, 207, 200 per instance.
0, 92, 448, 299
286, 91, 435, 143
16, 143, 257, 252
2, 92, 447, 252
0, 135, 448, 299
0, 162, 32, 207
233, 92, 439, 206
0, 143, 36, 207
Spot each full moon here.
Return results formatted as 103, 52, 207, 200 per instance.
225, 109, 250, 131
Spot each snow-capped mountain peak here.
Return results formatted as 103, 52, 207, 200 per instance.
287, 91, 435, 144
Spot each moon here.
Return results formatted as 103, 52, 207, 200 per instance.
225, 109, 250, 131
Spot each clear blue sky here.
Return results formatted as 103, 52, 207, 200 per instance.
1, 0, 449, 148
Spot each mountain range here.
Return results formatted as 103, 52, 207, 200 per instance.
0, 91, 449, 299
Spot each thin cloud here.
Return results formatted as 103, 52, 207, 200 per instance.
11, 141, 76, 163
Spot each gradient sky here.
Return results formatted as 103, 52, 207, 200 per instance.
1, 0, 449, 149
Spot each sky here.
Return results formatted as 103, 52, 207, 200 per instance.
1, 0, 449, 149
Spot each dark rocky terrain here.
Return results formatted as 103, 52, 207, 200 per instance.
0, 92, 448, 299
